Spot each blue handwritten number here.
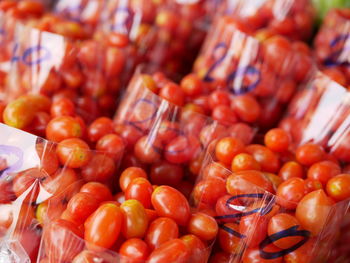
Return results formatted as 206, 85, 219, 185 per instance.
259, 225, 311, 259
204, 42, 228, 82
227, 65, 261, 95
11, 44, 51, 66
324, 33, 350, 67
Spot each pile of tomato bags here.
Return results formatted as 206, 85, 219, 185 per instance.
1, 0, 350, 262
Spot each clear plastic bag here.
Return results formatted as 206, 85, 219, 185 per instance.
216, 0, 315, 41
0, 122, 124, 262
192, 15, 314, 131
3, 20, 133, 122
192, 139, 350, 263
314, 8, 350, 88
113, 66, 256, 180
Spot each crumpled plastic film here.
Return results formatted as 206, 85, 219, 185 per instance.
191, 139, 350, 263
314, 8, 350, 88
0, 122, 124, 263
192, 15, 315, 131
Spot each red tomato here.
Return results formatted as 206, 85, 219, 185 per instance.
150, 161, 184, 186
84, 203, 123, 250
215, 137, 245, 166
147, 239, 190, 263
145, 217, 179, 250
125, 178, 153, 209
36, 142, 59, 175
188, 212, 218, 241
56, 138, 92, 168
192, 177, 227, 206
180, 74, 203, 97
134, 136, 162, 164
81, 154, 116, 182
181, 234, 209, 263
43, 219, 84, 262
242, 247, 282, 263
119, 238, 150, 262
226, 170, 274, 196
278, 161, 304, 181
46, 116, 83, 143
120, 200, 148, 239
268, 213, 303, 249
119, 167, 148, 192
159, 83, 185, 106
264, 128, 290, 152
80, 182, 113, 203
295, 190, 334, 235
326, 174, 350, 201
245, 145, 280, 173
151, 186, 191, 226
284, 239, 315, 263
231, 95, 261, 123
276, 178, 307, 210
219, 223, 244, 254
87, 117, 115, 143
66, 192, 99, 225
96, 134, 124, 161
307, 161, 341, 186
239, 213, 269, 248
295, 143, 326, 166
50, 97, 75, 118
231, 153, 261, 172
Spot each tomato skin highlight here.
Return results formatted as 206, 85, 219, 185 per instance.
147, 239, 190, 263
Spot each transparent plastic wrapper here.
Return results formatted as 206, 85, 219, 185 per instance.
216, 0, 315, 41
0, 122, 124, 262
3, 20, 134, 122
113, 67, 256, 185
314, 8, 350, 88
280, 71, 350, 159
191, 16, 314, 131
191, 139, 350, 263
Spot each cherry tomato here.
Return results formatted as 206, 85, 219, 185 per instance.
219, 223, 244, 254
212, 105, 238, 125
96, 134, 124, 161
276, 178, 307, 210
295, 143, 326, 166
264, 128, 290, 152
36, 142, 59, 175
150, 161, 184, 187
81, 154, 116, 182
151, 186, 191, 226
164, 135, 200, 164
296, 190, 334, 235
326, 174, 350, 201
246, 145, 280, 173
268, 213, 303, 249
145, 217, 179, 250
84, 203, 123, 250
159, 83, 185, 106
307, 161, 341, 186
208, 90, 231, 110
239, 213, 269, 248
80, 182, 113, 203
226, 170, 274, 196
215, 137, 245, 166
46, 116, 83, 143
192, 177, 227, 206
231, 153, 261, 172
56, 138, 92, 168
284, 239, 315, 263
242, 247, 282, 263
125, 178, 153, 209
43, 219, 84, 262
232, 95, 261, 123
50, 97, 75, 118
120, 167, 148, 192
181, 234, 208, 263
147, 239, 189, 263
66, 192, 99, 225
188, 212, 218, 241
134, 136, 162, 164
180, 74, 203, 97
120, 200, 148, 239
278, 161, 304, 181
87, 117, 115, 143
119, 238, 150, 262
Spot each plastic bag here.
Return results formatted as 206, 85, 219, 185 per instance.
216, 0, 315, 41
314, 8, 350, 88
191, 138, 350, 263
3, 20, 132, 122
192, 15, 314, 131
0, 121, 124, 262
113, 66, 255, 183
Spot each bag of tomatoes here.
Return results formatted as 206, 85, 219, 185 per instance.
192, 129, 350, 263
36, 166, 216, 262
314, 8, 350, 88
0, 119, 126, 262
3, 18, 133, 122
113, 66, 256, 186
191, 13, 315, 131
